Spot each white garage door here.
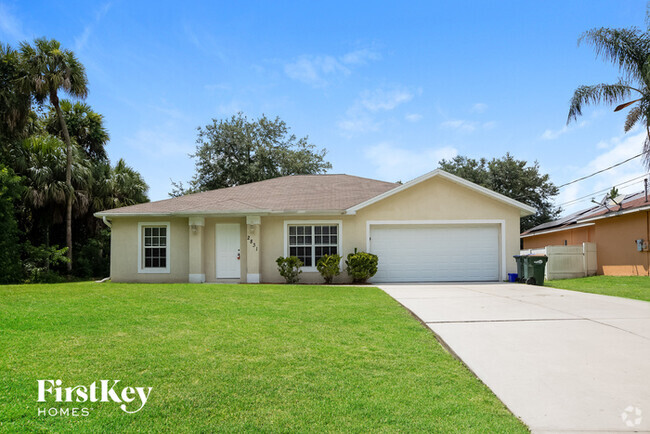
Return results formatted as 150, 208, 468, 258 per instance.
369, 224, 500, 282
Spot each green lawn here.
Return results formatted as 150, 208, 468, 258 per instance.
547, 276, 650, 302
0, 283, 526, 433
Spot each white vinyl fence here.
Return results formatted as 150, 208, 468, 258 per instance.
520, 242, 597, 280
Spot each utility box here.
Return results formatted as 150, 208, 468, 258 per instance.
635, 239, 648, 252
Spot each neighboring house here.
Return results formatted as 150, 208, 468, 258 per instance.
95, 169, 535, 284
522, 189, 650, 276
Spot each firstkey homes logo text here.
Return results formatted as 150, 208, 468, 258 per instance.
37, 379, 153, 416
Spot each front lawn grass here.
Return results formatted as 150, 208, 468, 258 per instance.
547, 276, 650, 302
0, 283, 527, 433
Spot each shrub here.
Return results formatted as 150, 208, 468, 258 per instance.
345, 249, 378, 283
276, 256, 303, 284
23, 243, 70, 283
316, 254, 341, 284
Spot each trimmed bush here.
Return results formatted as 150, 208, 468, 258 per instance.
345, 249, 378, 283
276, 256, 303, 284
316, 254, 341, 284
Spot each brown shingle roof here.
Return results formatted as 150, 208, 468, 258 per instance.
96, 174, 399, 216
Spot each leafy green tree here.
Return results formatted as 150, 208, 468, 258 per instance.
45, 100, 109, 160
567, 8, 650, 166
171, 113, 332, 196
0, 165, 24, 283
438, 153, 560, 231
19, 38, 88, 271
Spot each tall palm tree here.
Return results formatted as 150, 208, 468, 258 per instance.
46, 100, 109, 161
19, 38, 88, 271
567, 21, 650, 167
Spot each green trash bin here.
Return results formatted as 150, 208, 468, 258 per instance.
512, 255, 527, 283
526, 256, 548, 286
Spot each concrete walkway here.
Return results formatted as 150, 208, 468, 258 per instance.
379, 283, 650, 433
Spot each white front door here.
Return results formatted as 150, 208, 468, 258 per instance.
216, 224, 241, 278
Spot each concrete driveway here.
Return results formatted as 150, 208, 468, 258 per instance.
379, 283, 650, 433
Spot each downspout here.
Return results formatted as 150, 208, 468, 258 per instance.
647, 211, 649, 276
98, 216, 113, 282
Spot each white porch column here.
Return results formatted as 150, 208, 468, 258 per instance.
188, 216, 205, 283
246, 216, 261, 283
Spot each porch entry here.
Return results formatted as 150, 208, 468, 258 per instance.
216, 223, 241, 278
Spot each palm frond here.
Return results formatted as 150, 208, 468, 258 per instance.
624, 104, 644, 131
567, 82, 633, 123
579, 28, 650, 83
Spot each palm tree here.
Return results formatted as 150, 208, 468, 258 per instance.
19, 38, 88, 271
17, 134, 93, 249
567, 20, 650, 167
0, 43, 31, 141
45, 100, 109, 161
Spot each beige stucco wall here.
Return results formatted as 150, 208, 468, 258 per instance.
259, 176, 523, 283
110, 217, 189, 283
108, 175, 524, 283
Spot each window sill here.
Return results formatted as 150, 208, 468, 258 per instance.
138, 268, 171, 274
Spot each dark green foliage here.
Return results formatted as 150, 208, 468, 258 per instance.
22, 243, 69, 283
568, 9, 650, 168
0, 40, 149, 282
316, 253, 341, 284
0, 44, 31, 142
73, 229, 110, 279
439, 153, 560, 231
171, 113, 331, 196
0, 166, 23, 283
345, 249, 378, 283
276, 256, 303, 283
45, 100, 109, 160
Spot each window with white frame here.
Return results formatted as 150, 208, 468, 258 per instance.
139, 224, 170, 272
288, 224, 338, 267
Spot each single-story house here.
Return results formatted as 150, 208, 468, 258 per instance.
95, 169, 535, 284
522, 189, 650, 276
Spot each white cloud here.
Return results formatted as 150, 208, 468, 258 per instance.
541, 120, 587, 140
284, 48, 380, 87
365, 142, 458, 182
0, 3, 27, 41
284, 55, 349, 86
183, 22, 228, 63
556, 130, 648, 213
337, 113, 379, 134
340, 48, 381, 65
359, 88, 413, 112
74, 2, 112, 52
405, 113, 422, 122
440, 119, 477, 132
471, 103, 488, 113
338, 86, 416, 136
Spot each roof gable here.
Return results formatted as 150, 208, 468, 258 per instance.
346, 169, 537, 217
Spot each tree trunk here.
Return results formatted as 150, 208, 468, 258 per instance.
52, 92, 74, 273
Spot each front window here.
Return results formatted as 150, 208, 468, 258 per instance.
288, 224, 338, 267
139, 224, 169, 272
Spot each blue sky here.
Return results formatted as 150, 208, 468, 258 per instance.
1, 0, 648, 214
